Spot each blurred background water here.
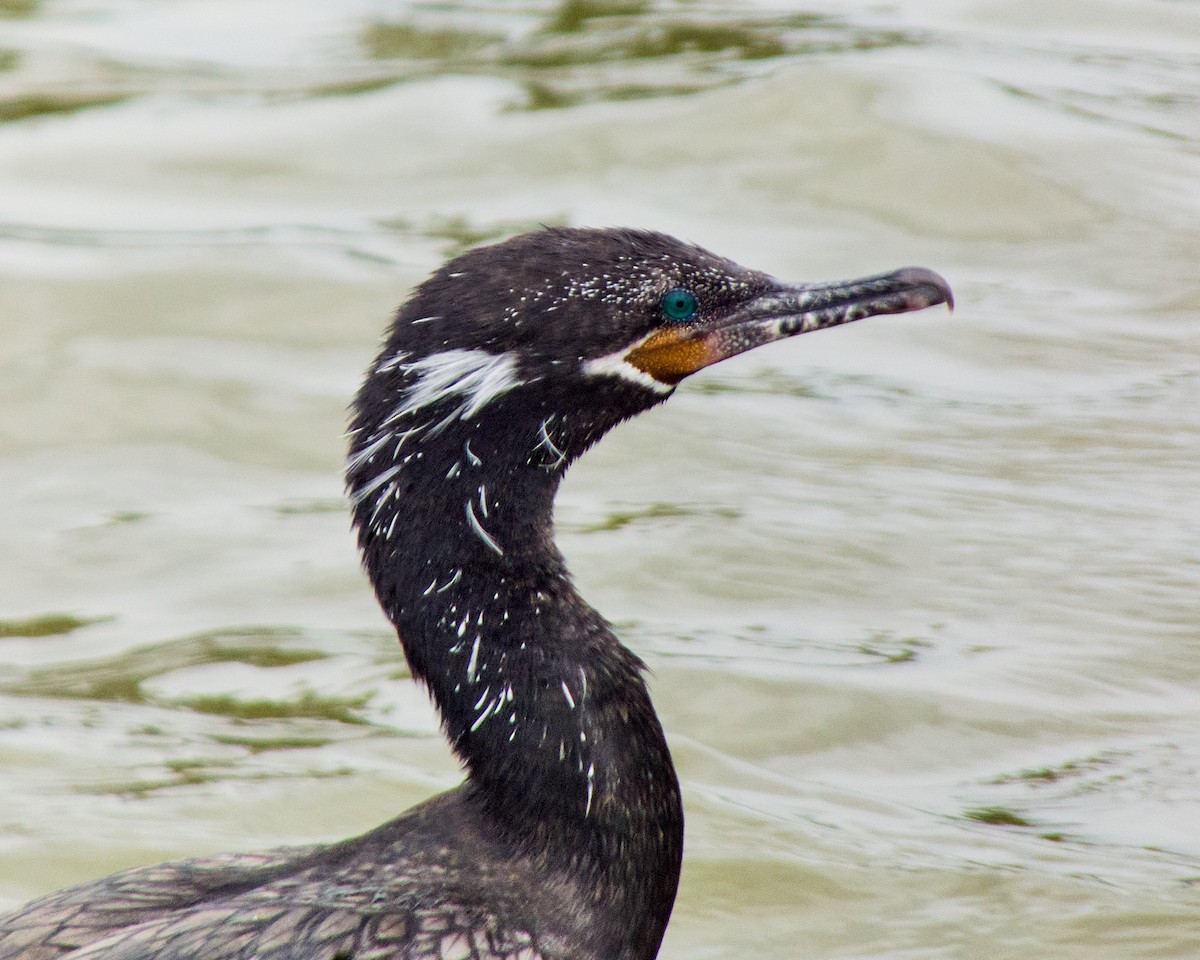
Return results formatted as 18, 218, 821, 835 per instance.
0, 0, 1198, 956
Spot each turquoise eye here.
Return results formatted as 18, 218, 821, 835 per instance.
661, 288, 698, 322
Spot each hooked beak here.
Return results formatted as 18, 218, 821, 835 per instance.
626, 267, 954, 385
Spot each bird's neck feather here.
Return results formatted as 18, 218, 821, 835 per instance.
349, 400, 682, 951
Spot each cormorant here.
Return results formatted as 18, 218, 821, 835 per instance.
0, 227, 951, 960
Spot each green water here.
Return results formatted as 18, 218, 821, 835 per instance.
1, 1, 1198, 956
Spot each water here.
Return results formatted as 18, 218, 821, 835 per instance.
0, 1, 1198, 956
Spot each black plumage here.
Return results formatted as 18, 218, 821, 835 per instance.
0, 228, 951, 960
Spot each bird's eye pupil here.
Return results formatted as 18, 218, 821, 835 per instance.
661, 288, 698, 322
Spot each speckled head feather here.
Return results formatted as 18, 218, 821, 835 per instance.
349, 226, 951, 507
377, 227, 772, 374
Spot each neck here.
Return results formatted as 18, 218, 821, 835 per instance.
348, 395, 683, 954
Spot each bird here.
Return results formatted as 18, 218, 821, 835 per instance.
0, 227, 952, 960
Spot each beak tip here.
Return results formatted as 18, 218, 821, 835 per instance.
893, 266, 954, 314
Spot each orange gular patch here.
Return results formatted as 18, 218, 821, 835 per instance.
624, 327, 721, 385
